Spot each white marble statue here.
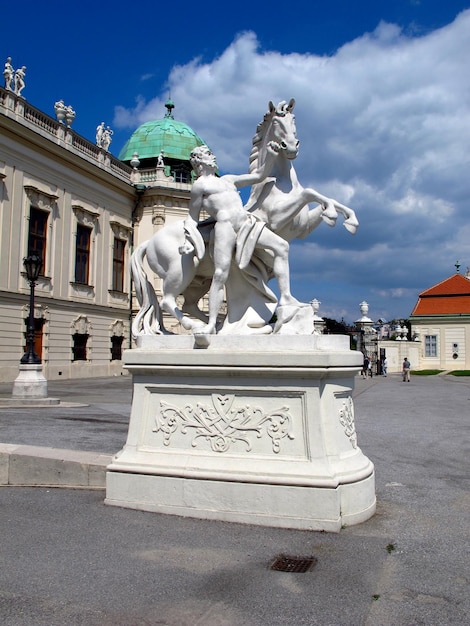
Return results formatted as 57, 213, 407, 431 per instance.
178, 143, 304, 336
3, 57, 14, 90
157, 151, 165, 168
131, 99, 358, 337
96, 122, 105, 146
101, 126, 113, 151
13, 65, 26, 96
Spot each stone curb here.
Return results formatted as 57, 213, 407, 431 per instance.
0, 443, 112, 488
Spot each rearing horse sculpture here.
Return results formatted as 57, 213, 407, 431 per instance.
131, 98, 358, 337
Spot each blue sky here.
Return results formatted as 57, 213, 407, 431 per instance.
3, 0, 470, 324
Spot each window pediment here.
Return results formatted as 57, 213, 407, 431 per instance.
25, 186, 58, 211
73, 205, 100, 228
110, 220, 132, 241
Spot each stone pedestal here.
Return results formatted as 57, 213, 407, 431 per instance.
106, 335, 376, 531
12, 364, 49, 398
9, 365, 60, 406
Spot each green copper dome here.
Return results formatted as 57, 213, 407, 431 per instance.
118, 100, 206, 163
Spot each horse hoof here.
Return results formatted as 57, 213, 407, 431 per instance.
322, 215, 337, 228
343, 219, 358, 235
193, 333, 211, 348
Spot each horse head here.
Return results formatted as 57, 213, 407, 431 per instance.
248, 98, 299, 175
267, 98, 299, 160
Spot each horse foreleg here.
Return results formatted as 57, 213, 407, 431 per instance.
331, 201, 359, 234
303, 188, 358, 234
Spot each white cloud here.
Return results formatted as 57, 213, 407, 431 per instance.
114, 10, 470, 321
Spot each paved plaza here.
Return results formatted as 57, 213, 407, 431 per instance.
0, 372, 469, 625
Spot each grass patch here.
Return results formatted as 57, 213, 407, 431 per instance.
448, 370, 470, 376
412, 369, 444, 376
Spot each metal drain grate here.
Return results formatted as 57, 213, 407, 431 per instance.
270, 554, 317, 573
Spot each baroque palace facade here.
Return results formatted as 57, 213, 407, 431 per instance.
0, 86, 206, 382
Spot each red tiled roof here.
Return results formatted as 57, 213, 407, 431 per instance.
411, 274, 470, 316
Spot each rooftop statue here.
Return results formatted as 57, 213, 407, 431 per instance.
101, 126, 113, 151
3, 57, 14, 90
131, 99, 358, 337
96, 122, 105, 146
13, 65, 26, 97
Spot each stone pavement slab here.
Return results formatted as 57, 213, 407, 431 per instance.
0, 372, 469, 625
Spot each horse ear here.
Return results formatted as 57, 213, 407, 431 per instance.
287, 98, 296, 111
268, 101, 276, 113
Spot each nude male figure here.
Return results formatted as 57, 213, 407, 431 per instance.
180, 144, 302, 335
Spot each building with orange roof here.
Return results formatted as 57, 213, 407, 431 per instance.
410, 268, 470, 370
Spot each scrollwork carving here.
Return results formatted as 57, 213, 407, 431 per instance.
339, 397, 357, 449
154, 393, 294, 454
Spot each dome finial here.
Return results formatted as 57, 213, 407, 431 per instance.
165, 95, 175, 119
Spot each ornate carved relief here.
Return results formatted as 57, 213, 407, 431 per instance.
71, 314, 91, 335
72, 205, 99, 228
339, 397, 358, 449
154, 393, 295, 454
110, 319, 125, 337
152, 212, 165, 227
21, 303, 49, 320
25, 186, 58, 212
110, 220, 132, 241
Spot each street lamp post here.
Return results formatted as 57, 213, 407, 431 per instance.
10, 253, 60, 403
20, 254, 42, 364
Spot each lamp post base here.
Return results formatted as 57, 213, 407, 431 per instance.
12, 364, 49, 399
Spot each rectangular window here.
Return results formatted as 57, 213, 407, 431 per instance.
425, 335, 437, 357
112, 238, 126, 292
75, 225, 91, 284
72, 333, 88, 361
111, 335, 124, 360
28, 207, 48, 272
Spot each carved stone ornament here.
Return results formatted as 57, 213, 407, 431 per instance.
339, 397, 358, 449
110, 320, 125, 336
110, 221, 132, 241
25, 186, 58, 212
72, 205, 99, 228
152, 212, 165, 227
153, 394, 295, 454
72, 315, 91, 335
